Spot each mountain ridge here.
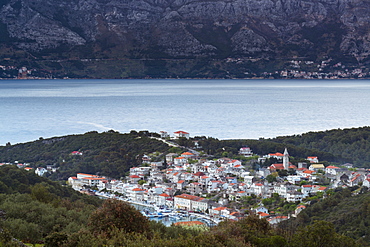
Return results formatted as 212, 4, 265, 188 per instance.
1, 0, 370, 78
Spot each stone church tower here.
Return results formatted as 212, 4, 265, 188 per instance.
283, 148, 289, 170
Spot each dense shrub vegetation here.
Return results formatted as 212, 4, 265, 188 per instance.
0, 138, 367, 246
0, 130, 170, 179
279, 187, 370, 246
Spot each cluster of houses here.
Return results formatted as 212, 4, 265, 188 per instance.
67, 143, 370, 223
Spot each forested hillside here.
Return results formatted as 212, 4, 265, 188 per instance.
279, 187, 370, 246
197, 138, 337, 161
1, 127, 369, 183
0, 165, 102, 245
188, 127, 370, 167
269, 126, 370, 167
0, 130, 171, 180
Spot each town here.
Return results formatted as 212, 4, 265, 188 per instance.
1, 58, 370, 79
6, 130, 370, 226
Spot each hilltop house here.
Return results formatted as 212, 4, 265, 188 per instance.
174, 131, 189, 139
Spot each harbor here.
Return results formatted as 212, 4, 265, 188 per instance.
95, 191, 218, 227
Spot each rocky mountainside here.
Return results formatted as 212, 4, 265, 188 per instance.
1, 0, 370, 78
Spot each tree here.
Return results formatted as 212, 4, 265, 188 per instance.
138, 180, 146, 185
44, 232, 69, 247
289, 220, 358, 247
88, 199, 150, 237
266, 174, 277, 183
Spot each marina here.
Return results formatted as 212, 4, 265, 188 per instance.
95, 191, 218, 227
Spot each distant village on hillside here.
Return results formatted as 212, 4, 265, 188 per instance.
3, 130, 370, 225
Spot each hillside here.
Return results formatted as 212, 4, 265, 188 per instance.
279, 187, 370, 246
0, 165, 102, 245
268, 126, 370, 167
176, 127, 370, 167
0, 130, 171, 180
1, 126, 369, 182
1, 0, 370, 78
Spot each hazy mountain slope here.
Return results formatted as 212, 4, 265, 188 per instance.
0, 0, 369, 59
1, 0, 370, 77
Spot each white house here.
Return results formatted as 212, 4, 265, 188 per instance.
266, 152, 284, 160
159, 131, 170, 138
174, 157, 187, 165
154, 193, 171, 206
250, 183, 265, 196
174, 131, 189, 139
35, 167, 48, 176
307, 156, 319, 163
363, 178, 370, 187
309, 164, 325, 172
294, 205, 306, 217
286, 191, 304, 202
325, 165, 340, 175
239, 146, 253, 157
173, 193, 202, 210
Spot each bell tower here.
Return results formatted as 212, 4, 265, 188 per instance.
283, 148, 289, 170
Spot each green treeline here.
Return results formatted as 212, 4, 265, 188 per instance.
190, 127, 370, 166
0, 130, 170, 179
269, 126, 370, 167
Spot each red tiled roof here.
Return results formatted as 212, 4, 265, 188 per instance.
270, 163, 284, 169
159, 193, 170, 197
81, 177, 105, 180
132, 188, 145, 191
174, 131, 189, 134
269, 152, 284, 156
174, 194, 200, 200
213, 207, 227, 211
303, 170, 315, 174
326, 166, 339, 169
181, 152, 194, 156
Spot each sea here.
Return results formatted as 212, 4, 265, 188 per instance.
1, 79, 370, 146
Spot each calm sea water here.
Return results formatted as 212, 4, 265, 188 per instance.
1, 79, 370, 146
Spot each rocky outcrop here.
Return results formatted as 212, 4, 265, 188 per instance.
1, 0, 370, 61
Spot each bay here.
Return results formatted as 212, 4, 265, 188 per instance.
1, 79, 370, 146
